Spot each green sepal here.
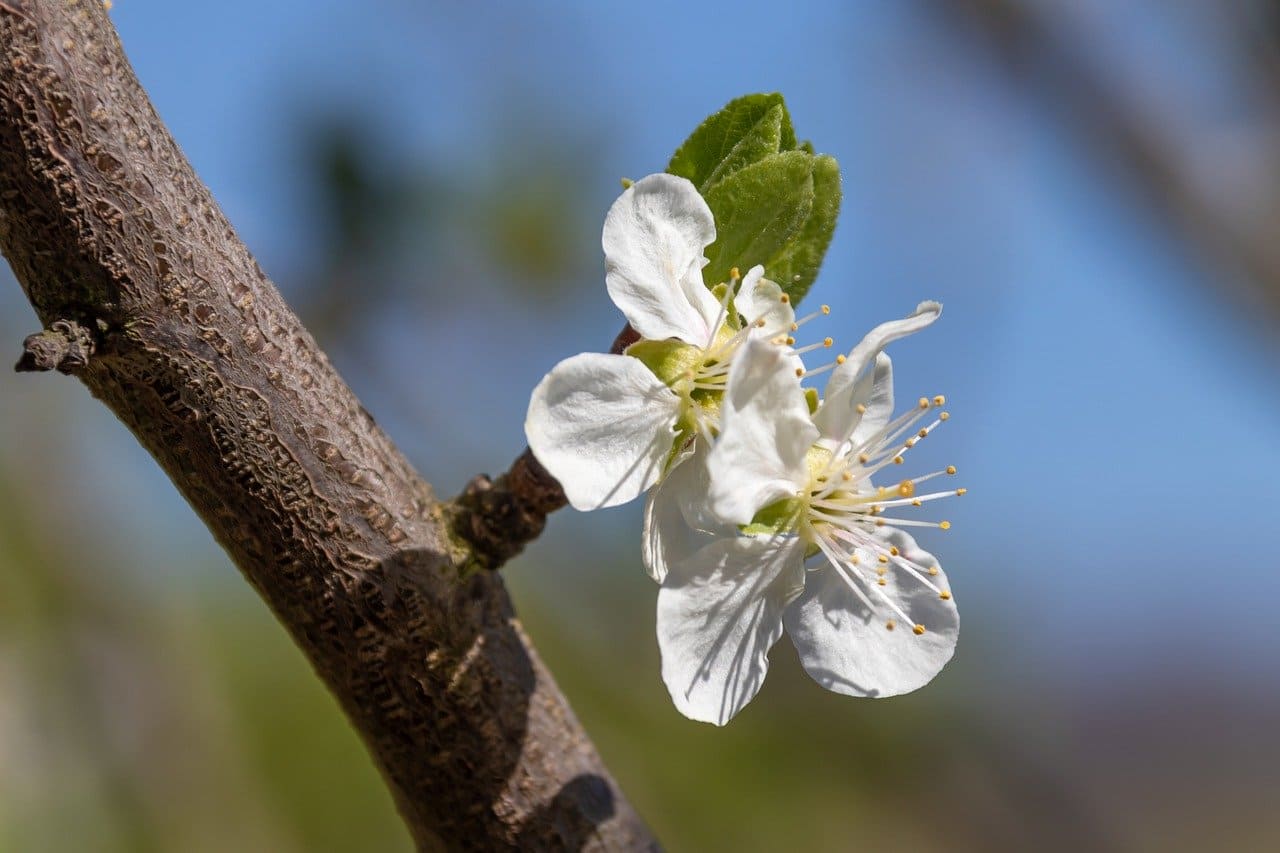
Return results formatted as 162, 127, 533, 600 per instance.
663, 424, 697, 473
667, 93, 797, 192
625, 338, 701, 387
804, 387, 819, 414
710, 281, 741, 330
701, 150, 815, 289
740, 496, 804, 536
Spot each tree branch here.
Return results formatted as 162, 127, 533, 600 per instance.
0, 1, 657, 849
451, 324, 638, 569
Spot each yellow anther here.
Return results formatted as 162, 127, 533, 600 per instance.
918, 428, 929, 438
875, 519, 886, 526
912, 624, 926, 636
897, 480, 915, 498
912, 499, 922, 506
836, 354, 846, 364
939, 411, 950, 421
928, 566, 940, 576
850, 555, 860, 564
620, 177, 634, 189
905, 438, 917, 448
823, 337, 833, 347
956, 488, 967, 496
780, 293, 791, 304
946, 465, 957, 475
790, 322, 799, 331
795, 367, 805, 377
878, 554, 889, 564
871, 505, 882, 514
939, 591, 952, 601
821, 304, 830, 314
841, 470, 853, 481
877, 578, 886, 586
933, 395, 946, 406
858, 453, 870, 464
876, 567, 886, 576
856, 403, 867, 414
729, 266, 740, 280
918, 397, 929, 409
893, 455, 904, 465
939, 520, 951, 530
885, 620, 896, 631
889, 546, 900, 556
786, 336, 796, 345
755, 318, 766, 327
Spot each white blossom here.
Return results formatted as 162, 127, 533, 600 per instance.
525, 173, 796, 511
651, 304, 962, 724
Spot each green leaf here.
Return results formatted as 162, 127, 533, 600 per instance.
700, 104, 784, 191
667, 93, 797, 191
664, 93, 843, 306
764, 154, 842, 305
701, 150, 815, 288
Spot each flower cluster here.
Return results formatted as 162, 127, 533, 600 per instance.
525, 174, 962, 725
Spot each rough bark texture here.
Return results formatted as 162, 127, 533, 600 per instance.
0, 2, 657, 850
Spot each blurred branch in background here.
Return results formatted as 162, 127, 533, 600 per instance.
928, 0, 1280, 326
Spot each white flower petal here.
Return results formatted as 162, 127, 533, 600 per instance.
815, 301, 941, 442
784, 527, 958, 697
657, 535, 806, 725
733, 265, 795, 338
850, 352, 895, 447
525, 352, 682, 511
603, 174, 721, 345
706, 334, 818, 525
642, 443, 727, 583
816, 352, 893, 449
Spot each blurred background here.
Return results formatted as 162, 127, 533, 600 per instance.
2, 0, 1279, 850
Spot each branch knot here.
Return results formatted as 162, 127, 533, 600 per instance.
15, 319, 96, 373
453, 449, 567, 570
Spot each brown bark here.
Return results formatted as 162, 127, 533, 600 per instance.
0, 1, 657, 849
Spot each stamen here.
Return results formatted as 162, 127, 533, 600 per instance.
860, 517, 951, 529
799, 359, 842, 379
793, 338, 834, 353
792, 309, 826, 329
